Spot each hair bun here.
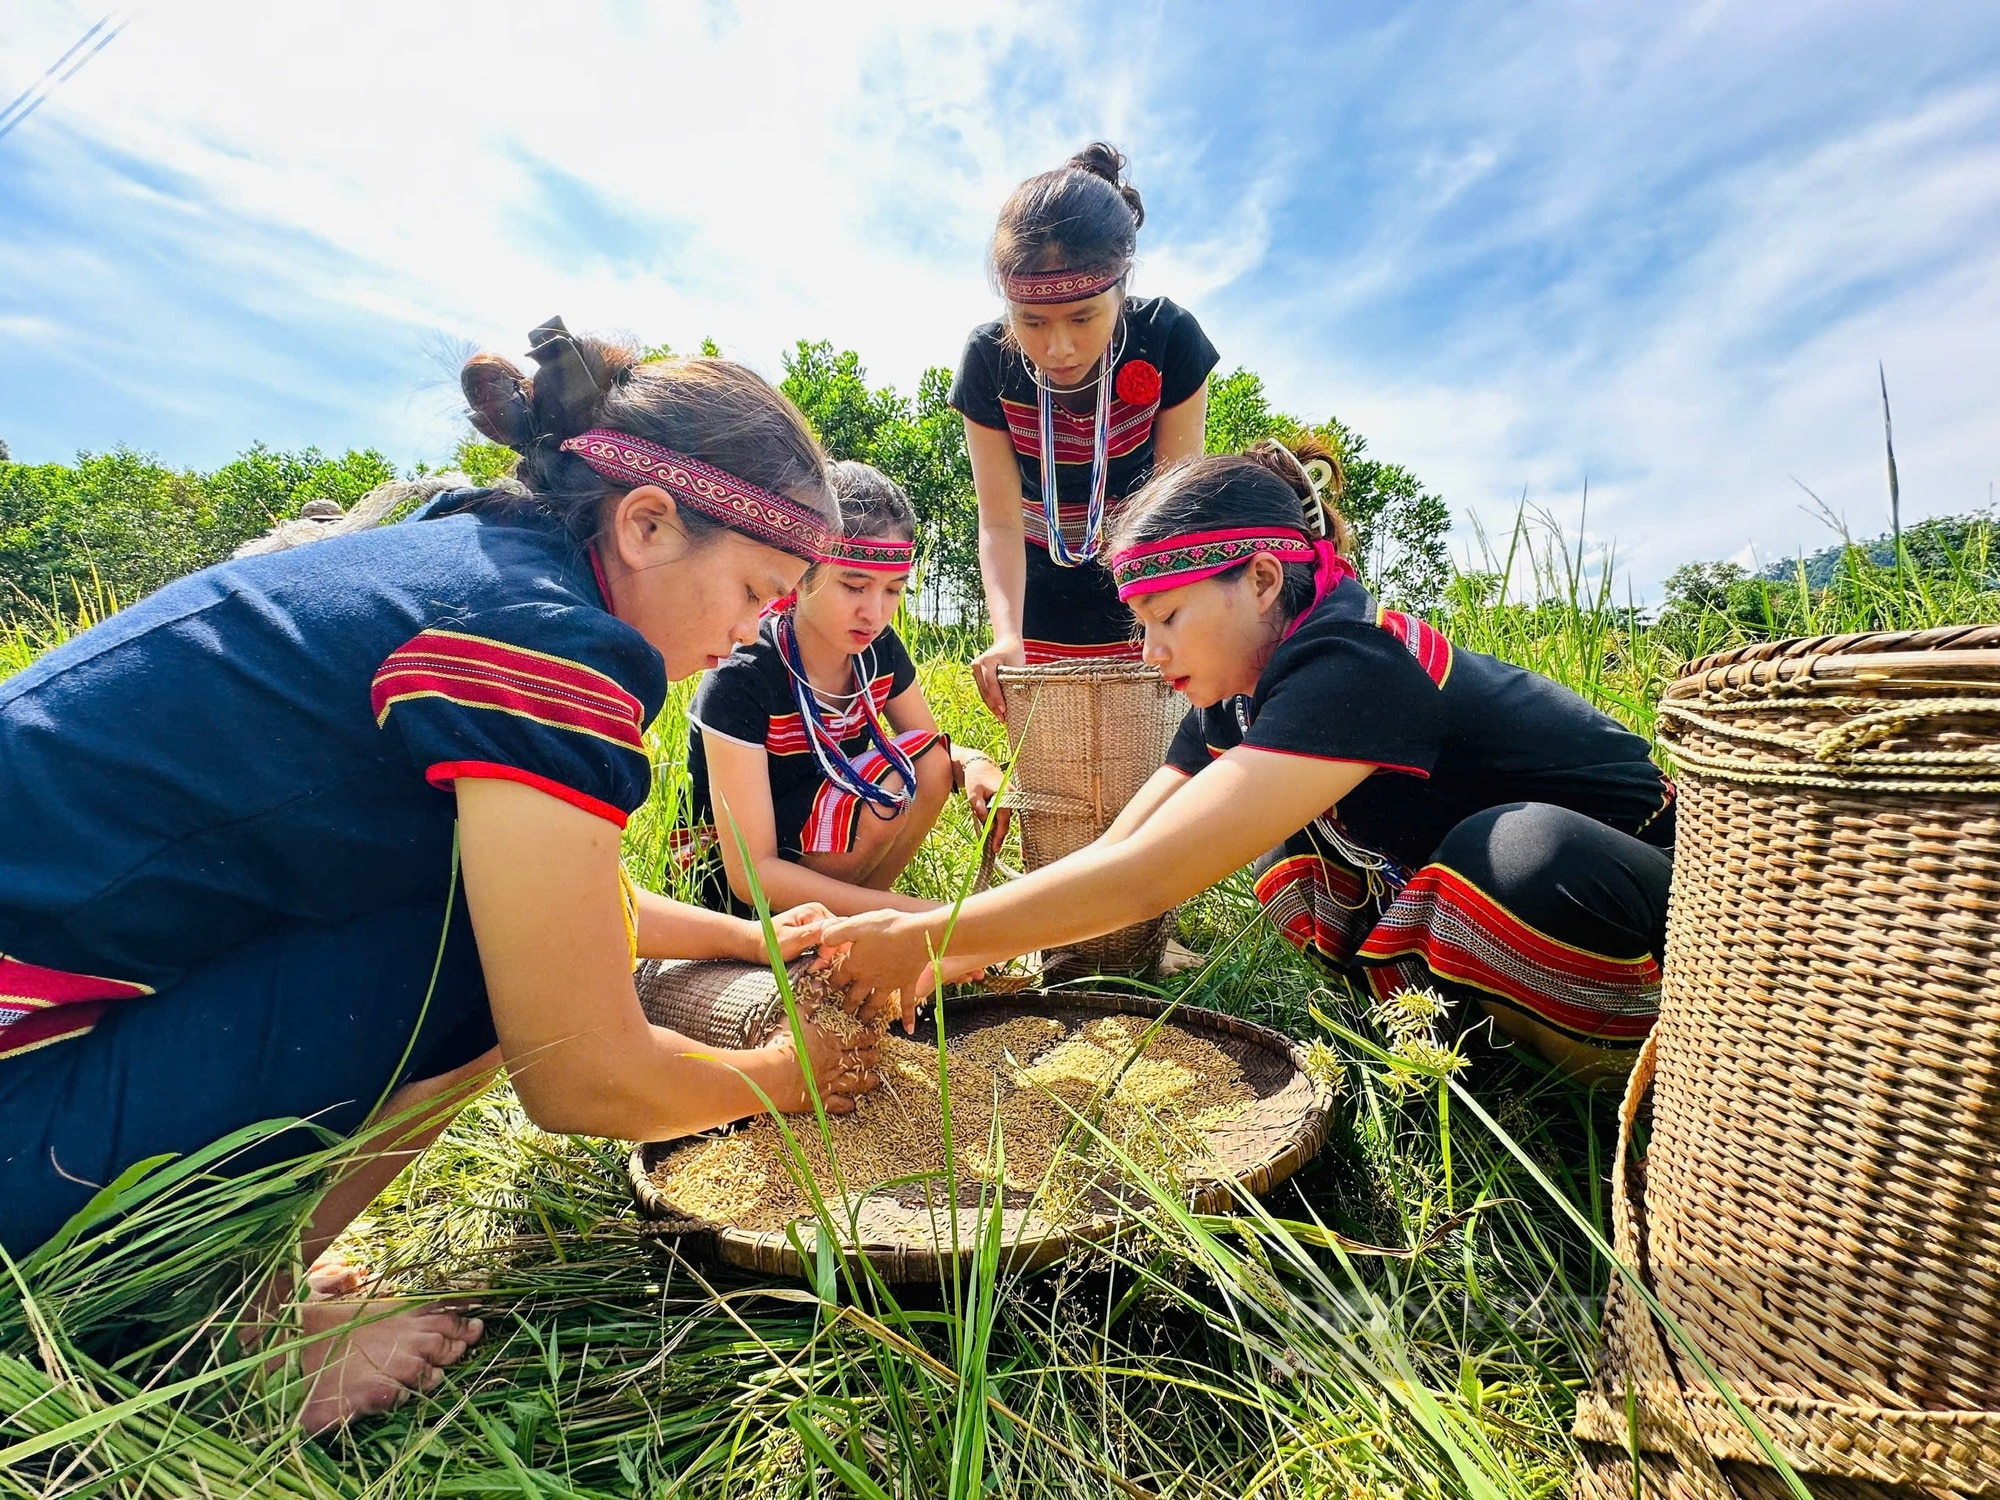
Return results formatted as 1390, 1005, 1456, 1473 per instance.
1244, 438, 1315, 504
1066, 141, 1144, 229
461, 353, 536, 451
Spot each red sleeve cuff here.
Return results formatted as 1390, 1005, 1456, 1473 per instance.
426, 760, 632, 828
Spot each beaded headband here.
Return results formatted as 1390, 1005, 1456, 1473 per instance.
1110, 526, 1321, 600
1000, 265, 1127, 305
559, 429, 830, 561
818, 535, 915, 572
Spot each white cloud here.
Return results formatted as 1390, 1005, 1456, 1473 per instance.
2, 0, 1996, 598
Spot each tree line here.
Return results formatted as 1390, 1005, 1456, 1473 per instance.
0, 342, 1456, 627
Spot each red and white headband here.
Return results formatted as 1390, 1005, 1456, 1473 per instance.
1109, 526, 1321, 600
1000, 265, 1128, 305
818, 535, 914, 572
560, 429, 830, 561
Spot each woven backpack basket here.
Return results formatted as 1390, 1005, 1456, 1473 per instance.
1574, 624, 2000, 1500
989, 661, 1186, 977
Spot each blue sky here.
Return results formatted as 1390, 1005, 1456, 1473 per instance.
2, 0, 1996, 595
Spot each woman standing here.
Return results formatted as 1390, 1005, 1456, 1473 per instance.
951, 143, 1220, 717
0, 320, 880, 1430
825, 441, 1676, 1080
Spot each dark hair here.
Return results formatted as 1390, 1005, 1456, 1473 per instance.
827, 460, 915, 544
1108, 437, 1354, 623
458, 316, 831, 548
990, 142, 1144, 293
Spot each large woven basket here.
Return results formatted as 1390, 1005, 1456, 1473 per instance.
992, 661, 1186, 977
628, 986, 1336, 1283
1573, 625, 2000, 1499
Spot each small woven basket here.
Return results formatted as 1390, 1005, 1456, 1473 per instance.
991, 661, 1186, 977
632, 957, 806, 1049
1574, 625, 2000, 1500
628, 988, 1336, 1283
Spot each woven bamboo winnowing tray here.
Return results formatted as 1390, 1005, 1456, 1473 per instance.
1573, 624, 2000, 1500
993, 661, 1186, 977
628, 988, 1337, 1283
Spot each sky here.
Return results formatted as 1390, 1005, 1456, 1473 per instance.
2, 0, 1996, 598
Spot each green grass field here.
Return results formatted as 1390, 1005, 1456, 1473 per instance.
3, 513, 1995, 1498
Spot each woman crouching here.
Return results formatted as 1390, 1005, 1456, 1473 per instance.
687, 461, 1007, 917
825, 441, 1675, 1078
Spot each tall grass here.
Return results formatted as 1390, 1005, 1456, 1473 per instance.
2, 506, 1992, 1497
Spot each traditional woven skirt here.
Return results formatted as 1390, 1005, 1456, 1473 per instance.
1256, 801, 1674, 1050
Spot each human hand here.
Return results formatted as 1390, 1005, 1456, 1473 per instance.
818, 910, 938, 1035
750, 903, 834, 962
969, 637, 1025, 721
763, 1010, 880, 1115
960, 755, 1011, 847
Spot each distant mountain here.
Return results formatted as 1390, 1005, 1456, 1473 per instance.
1757, 513, 1998, 591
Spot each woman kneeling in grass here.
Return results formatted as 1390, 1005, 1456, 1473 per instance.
686, 461, 1007, 917
827, 441, 1676, 1078
0, 319, 881, 1430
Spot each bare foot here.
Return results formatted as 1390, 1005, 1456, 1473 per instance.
304, 1252, 368, 1298
295, 1299, 484, 1434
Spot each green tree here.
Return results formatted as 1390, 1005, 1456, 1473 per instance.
450, 435, 518, 486
1203, 367, 1451, 613
0, 444, 394, 614
779, 341, 983, 623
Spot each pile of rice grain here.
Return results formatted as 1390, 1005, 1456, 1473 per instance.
648, 1006, 1255, 1235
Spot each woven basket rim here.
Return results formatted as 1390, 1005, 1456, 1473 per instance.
627, 989, 1336, 1281
995, 660, 1163, 685
1681, 623, 2000, 679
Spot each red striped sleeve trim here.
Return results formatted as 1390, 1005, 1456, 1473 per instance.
0, 955, 153, 1060
1375, 608, 1454, 689
373, 629, 645, 751
427, 760, 632, 828
1236, 743, 1429, 778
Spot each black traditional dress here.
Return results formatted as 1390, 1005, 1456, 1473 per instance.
1167, 576, 1676, 1050
949, 296, 1218, 660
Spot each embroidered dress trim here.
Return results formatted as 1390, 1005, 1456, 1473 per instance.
0, 954, 154, 1059
1355, 864, 1660, 1046
762, 671, 898, 755
426, 760, 632, 829
1022, 637, 1144, 665
1035, 346, 1115, 565
560, 430, 830, 560
372, 629, 646, 751
820, 536, 914, 572
1001, 266, 1125, 304
800, 730, 943, 853
778, 618, 920, 818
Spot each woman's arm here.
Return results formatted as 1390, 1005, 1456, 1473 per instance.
823, 748, 1375, 1027
1151, 383, 1208, 470
966, 418, 1030, 719
1096, 764, 1191, 847
455, 778, 877, 1138
631, 885, 821, 962
704, 729, 940, 917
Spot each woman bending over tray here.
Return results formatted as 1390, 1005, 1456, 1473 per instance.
0, 320, 882, 1430
825, 440, 1676, 1079
951, 142, 1219, 716
685, 461, 1007, 918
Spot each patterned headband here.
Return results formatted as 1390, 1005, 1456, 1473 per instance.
559, 429, 830, 561
819, 535, 915, 572
1000, 265, 1128, 305
1109, 526, 1319, 600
